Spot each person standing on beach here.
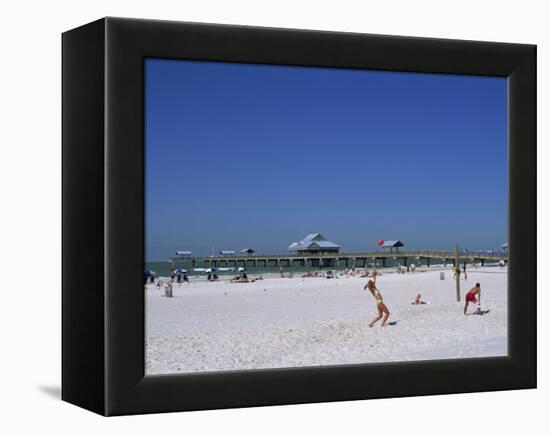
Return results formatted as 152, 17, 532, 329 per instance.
464, 283, 481, 315
364, 279, 390, 327
453, 265, 461, 280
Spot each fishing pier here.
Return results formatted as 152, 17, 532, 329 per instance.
170, 250, 508, 269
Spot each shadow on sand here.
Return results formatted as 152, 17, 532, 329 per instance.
38, 385, 61, 400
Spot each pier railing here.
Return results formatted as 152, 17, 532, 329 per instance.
170, 250, 508, 268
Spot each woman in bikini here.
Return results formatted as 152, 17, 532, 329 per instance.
364, 279, 390, 327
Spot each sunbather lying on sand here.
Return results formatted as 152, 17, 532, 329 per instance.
230, 273, 264, 283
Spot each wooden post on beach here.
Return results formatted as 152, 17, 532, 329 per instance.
455, 244, 461, 302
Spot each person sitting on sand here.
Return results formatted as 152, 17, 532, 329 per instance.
230, 272, 250, 283
364, 279, 390, 327
411, 293, 427, 305
464, 283, 481, 315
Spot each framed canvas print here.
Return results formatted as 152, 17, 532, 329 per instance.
62, 17, 536, 416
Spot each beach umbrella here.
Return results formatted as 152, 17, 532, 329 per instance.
205, 267, 218, 273
174, 268, 187, 274
235, 266, 246, 272
377, 239, 384, 246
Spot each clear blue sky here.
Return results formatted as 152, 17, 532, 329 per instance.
145, 59, 507, 261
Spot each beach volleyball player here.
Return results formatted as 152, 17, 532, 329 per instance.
364, 279, 391, 327
464, 283, 481, 315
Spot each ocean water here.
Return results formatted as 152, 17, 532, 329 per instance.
144, 257, 499, 278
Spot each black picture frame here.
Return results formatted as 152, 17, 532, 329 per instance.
62, 17, 536, 416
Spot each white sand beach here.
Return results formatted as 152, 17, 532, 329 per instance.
145, 267, 507, 375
